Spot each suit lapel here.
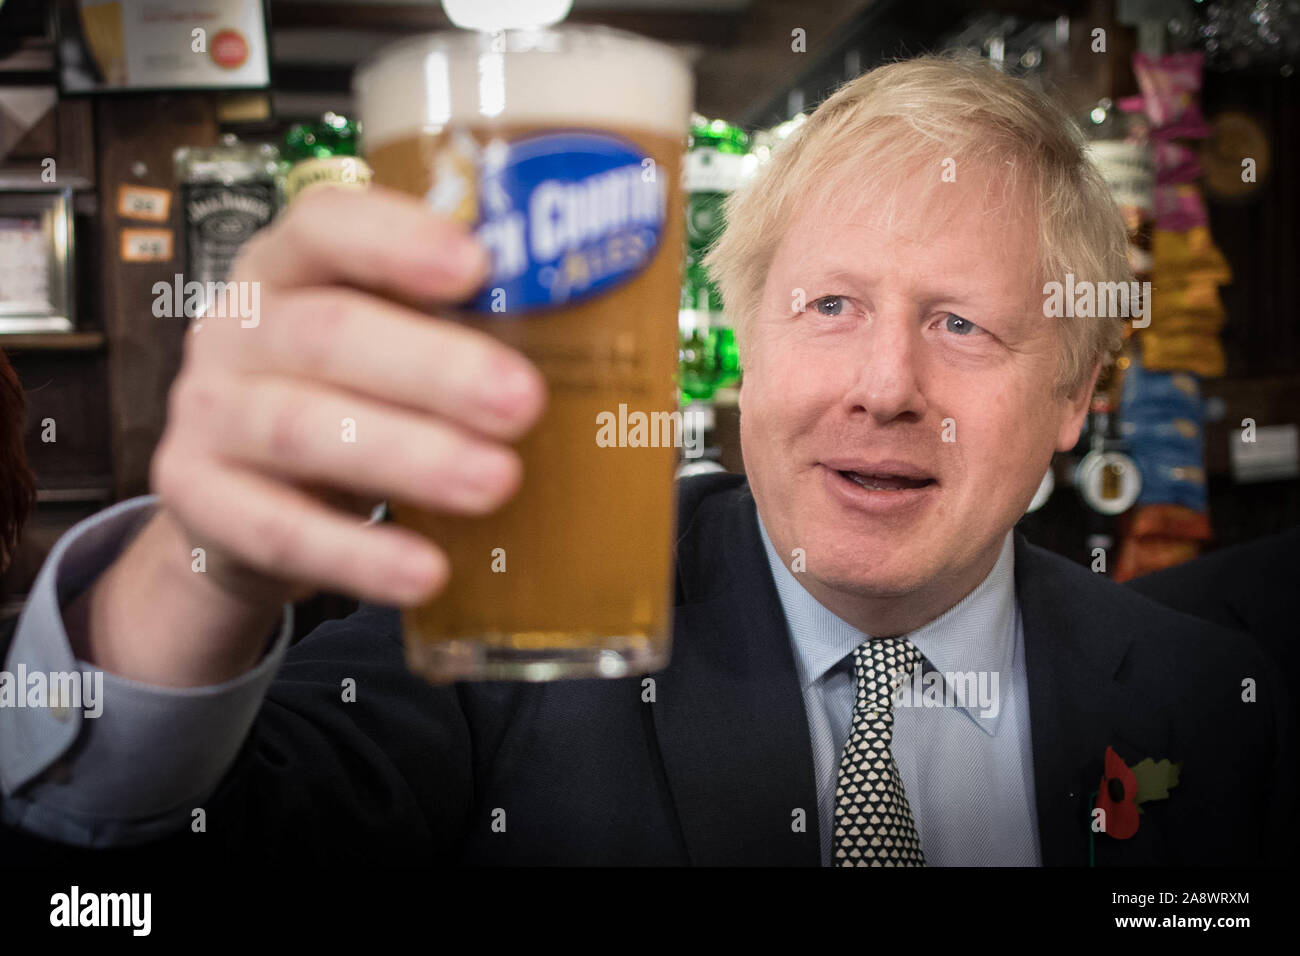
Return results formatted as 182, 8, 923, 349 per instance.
1015, 532, 1172, 865
650, 485, 1179, 866
652, 483, 821, 865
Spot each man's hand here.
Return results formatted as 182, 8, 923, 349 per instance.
67, 185, 546, 687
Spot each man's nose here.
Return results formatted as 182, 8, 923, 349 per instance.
842, 308, 928, 424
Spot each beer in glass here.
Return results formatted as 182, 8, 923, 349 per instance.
354, 27, 693, 682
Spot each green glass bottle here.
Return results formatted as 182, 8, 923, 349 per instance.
280, 112, 372, 205
680, 118, 749, 399
678, 276, 718, 404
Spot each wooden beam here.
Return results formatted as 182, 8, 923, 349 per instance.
269, 2, 452, 31
691, 0, 878, 122
269, 2, 744, 45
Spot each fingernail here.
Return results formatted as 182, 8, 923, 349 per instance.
461, 447, 511, 485
454, 449, 516, 508
396, 547, 441, 598
445, 236, 488, 279
484, 362, 542, 421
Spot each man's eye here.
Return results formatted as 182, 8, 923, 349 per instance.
812, 296, 845, 316
943, 313, 981, 335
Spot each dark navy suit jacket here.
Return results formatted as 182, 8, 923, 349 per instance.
5, 474, 1295, 865
1128, 523, 1300, 738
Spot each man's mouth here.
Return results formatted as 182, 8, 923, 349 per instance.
821, 461, 938, 514
838, 470, 935, 491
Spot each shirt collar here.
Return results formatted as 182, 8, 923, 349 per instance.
756, 514, 1018, 736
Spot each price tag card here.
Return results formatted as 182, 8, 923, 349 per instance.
117, 185, 172, 222
120, 228, 174, 262
1230, 423, 1300, 483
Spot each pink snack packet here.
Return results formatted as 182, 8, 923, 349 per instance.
1133, 52, 1207, 130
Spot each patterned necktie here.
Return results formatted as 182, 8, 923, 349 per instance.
833, 637, 927, 866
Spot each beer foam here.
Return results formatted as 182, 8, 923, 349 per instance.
355, 26, 694, 150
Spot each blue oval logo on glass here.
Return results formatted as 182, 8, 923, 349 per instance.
468, 131, 665, 314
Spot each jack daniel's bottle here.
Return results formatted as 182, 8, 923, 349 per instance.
175, 134, 278, 286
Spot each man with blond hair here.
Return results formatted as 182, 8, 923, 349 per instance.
0, 55, 1292, 866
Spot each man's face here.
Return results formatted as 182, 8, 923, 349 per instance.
740, 165, 1095, 613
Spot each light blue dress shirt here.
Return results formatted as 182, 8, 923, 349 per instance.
756, 516, 1041, 866
0, 496, 293, 845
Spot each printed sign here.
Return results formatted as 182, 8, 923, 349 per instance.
120, 227, 173, 262
117, 185, 171, 222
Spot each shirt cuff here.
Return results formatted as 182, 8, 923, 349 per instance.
0, 495, 294, 847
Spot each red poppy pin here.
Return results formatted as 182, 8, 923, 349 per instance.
1091, 745, 1182, 845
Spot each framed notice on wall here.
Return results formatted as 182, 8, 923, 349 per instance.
55, 0, 271, 94
0, 191, 75, 334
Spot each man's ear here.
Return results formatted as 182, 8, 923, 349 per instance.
1055, 359, 1102, 452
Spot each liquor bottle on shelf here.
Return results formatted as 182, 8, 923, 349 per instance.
678, 308, 718, 406
1073, 359, 1142, 574
174, 134, 279, 288
279, 111, 373, 206
679, 117, 749, 404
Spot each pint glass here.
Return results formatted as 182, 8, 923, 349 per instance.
354, 28, 693, 682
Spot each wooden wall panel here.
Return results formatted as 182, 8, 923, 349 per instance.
95, 95, 217, 500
